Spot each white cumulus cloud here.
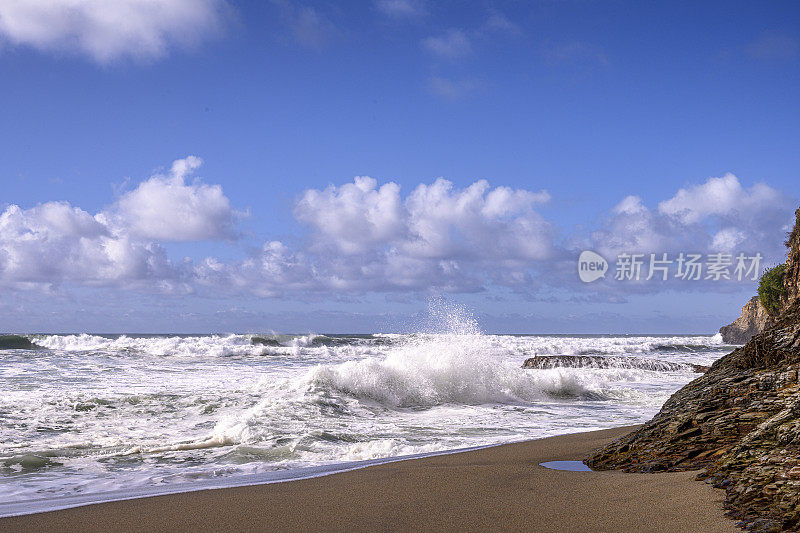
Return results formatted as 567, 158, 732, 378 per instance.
219, 176, 556, 296
0, 202, 184, 291
110, 156, 240, 242
657, 173, 781, 224
402, 179, 551, 260
0, 156, 237, 292
0, 0, 230, 63
590, 174, 795, 286
294, 176, 405, 254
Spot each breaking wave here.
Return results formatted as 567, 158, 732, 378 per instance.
303, 301, 623, 407
33, 333, 265, 358
31, 332, 393, 357
307, 346, 606, 408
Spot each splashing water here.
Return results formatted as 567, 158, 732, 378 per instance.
419, 296, 483, 335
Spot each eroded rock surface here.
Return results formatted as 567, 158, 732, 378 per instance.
522, 355, 708, 373
720, 296, 770, 344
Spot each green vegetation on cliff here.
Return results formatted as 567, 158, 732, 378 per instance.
758, 263, 787, 315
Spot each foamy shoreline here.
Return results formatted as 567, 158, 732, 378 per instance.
0, 427, 603, 518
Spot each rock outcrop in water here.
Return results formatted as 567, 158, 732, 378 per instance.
251, 336, 283, 347
587, 208, 800, 532
719, 296, 770, 344
0, 335, 44, 350
522, 355, 709, 373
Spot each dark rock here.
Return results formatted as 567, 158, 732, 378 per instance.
522, 355, 708, 373
0, 335, 45, 350
720, 296, 770, 344
251, 336, 283, 347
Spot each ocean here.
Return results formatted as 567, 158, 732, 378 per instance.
0, 305, 735, 516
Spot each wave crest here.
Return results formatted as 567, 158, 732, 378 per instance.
34, 334, 265, 358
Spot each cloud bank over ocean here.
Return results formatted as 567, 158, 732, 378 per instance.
0, 156, 794, 304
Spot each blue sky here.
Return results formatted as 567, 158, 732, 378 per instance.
1, 0, 799, 333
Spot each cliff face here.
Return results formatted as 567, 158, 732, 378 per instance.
719, 296, 770, 344
587, 208, 800, 532
784, 210, 800, 306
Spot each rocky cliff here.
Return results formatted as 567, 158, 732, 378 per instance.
719, 296, 770, 344
784, 215, 800, 306
587, 208, 800, 532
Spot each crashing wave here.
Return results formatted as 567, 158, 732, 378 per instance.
33, 334, 266, 358
306, 354, 607, 408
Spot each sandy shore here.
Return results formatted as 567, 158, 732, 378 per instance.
2, 426, 736, 532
